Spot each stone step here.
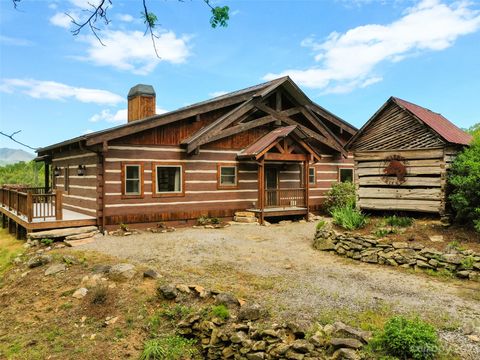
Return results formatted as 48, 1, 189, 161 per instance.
28, 226, 98, 240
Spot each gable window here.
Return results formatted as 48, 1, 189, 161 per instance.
308, 167, 316, 185
153, 164, 184, 196
339, 168, 354, 183
218, 165, 237, 188
64, 166, 70, 192
123, 164, 142, 196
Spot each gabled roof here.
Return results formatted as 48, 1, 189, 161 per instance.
347, 96, 472, 150
392, 97, 472, 146
238, 125, 298, 158
37, 77, 356, 155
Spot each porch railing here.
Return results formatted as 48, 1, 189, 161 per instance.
0, 186, 63, 222
265, 188, 306, 208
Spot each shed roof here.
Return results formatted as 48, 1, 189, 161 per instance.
392, 97, 472, 146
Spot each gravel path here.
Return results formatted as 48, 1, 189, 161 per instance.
79, 221, 480, 358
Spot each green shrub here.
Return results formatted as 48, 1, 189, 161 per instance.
332, 206, 368, 230
447, 240, 465, 252
139, 336, 199, 360
159, 304, 193, 321
385, 215, 413, 228
316, 220, 326, 230
323, 181, 356, 213
211, 305, 229, 320
371, 316, 439, 360
461, 256, 475, 269
449, 128, 480, 232
373, 227, 397, 238
91, 285, 108, 305
40, 238, 54, 246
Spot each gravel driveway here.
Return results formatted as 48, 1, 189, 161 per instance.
79, 221, 480, 358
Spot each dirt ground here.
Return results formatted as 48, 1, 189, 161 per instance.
80, 221, 480, 359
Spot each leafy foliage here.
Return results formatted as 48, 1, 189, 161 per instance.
139, 336, 199, 360
40, 238, 54, 246
323, 181, 356, 213
0, 161, 44, 186
371, 316, 439, 360
316, 220, 326, 230
209, 5, 230, 28
331, 206, 368, 230
448, 128, 480, 232
384, 215, 413, 228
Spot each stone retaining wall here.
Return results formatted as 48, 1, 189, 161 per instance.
313, 227, 480, 282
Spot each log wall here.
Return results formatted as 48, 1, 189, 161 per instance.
51, 149, 99, 217
354, 148, 459, 214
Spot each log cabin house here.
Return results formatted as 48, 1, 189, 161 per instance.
1, 77, 357, 235
347, 96, 472, 215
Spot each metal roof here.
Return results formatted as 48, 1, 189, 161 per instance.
238, 125, 298, 158
392, 97, 472, 146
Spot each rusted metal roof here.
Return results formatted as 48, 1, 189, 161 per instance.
238, 125, 298, 158
393, 97, 472, 146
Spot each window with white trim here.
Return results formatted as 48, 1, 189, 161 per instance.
219, 166, 237, 187
155, 165, 182, 193
339, 168, 354, 183
125, 165, 141, 195
308, 167, 316, 185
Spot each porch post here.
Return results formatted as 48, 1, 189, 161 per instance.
303, 159, 310, 220
27, 191, 33, 223
258, 159, 265, 225
55, 190, 63, 221
44, 161, 50, 194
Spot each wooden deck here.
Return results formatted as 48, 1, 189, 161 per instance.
1, 186, 97, 233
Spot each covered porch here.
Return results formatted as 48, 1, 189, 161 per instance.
0, 186, 96, 237
239, 125, 320, 224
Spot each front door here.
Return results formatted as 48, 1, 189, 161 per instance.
265, 167, 278, 206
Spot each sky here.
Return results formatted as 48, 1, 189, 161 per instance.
0, 0, 479, 153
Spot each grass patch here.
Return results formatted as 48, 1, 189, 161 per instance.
0, 229, 23, 276
316, 220, 326, 230
211, 305, 229, 320
139, 336, 199, 360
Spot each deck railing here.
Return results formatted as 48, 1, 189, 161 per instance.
265, 188, 306, 208
0, 186, 63, 222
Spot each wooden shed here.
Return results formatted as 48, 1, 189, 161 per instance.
347, 97, 472, 215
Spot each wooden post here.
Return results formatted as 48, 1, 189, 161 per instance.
304, 160, 310, 220
1, 214, 6, 229
55, 190, 63, 220
258, 160, 265, 225
44, 162, 50, 194
27, 191, 33, 223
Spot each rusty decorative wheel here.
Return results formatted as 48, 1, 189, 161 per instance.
380, 155, 408, 185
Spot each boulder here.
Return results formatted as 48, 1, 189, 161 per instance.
234, 216, 258, 223
246, 352, 265, 360
64, 237, 95, 247
392, 242, 409, 249
28, 226, 98, 239
235, 211, 255, 218
92, 264, 111, 274
108, 263, 136, 281
238, 303, 262, 321
27, 254, 52, 268
215, 292, 239, 307
157, 285, 178, 300
332, 348, 360, 360
44, 263, 66, 276
143, 269, 159, 279
291, 340, 314, 353
332, 322, 372, 343
65, 231, 99, 240
330, 338, 363, 349
442, 254, 464, 265
313, 238, 336, 251
72, 287, 88, 299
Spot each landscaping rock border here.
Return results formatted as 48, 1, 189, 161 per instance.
313, 226, 480, 282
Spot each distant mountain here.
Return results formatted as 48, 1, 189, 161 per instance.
0, 148, 35, 166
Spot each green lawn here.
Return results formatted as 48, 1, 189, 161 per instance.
0, 228, 23, 276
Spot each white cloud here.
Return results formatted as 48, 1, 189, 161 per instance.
209, 90, 229, 98
118, 14, 134, 22
264, 0, 480, 93
82, 129, 95, 134
0, 35, 33, 46
49, 12, 73, 29
0, 79, 124, 105
89, 107, 168, 124
78, 30, 191, 75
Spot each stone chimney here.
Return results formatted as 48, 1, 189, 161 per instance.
127, 84, 156, 122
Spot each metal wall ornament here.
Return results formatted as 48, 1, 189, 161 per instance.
53, 166, 61, 177
380, 155, 408, 185
77, 165, 87, 176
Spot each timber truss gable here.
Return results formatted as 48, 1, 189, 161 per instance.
181, 82, 348, 157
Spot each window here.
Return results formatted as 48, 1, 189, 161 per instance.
155, 165, 183, 194
124, 164, 142, 195
308, 167, 316, 185
218, 165, 237, 188
64, 166, 69, 192
339, 168, 354, 183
